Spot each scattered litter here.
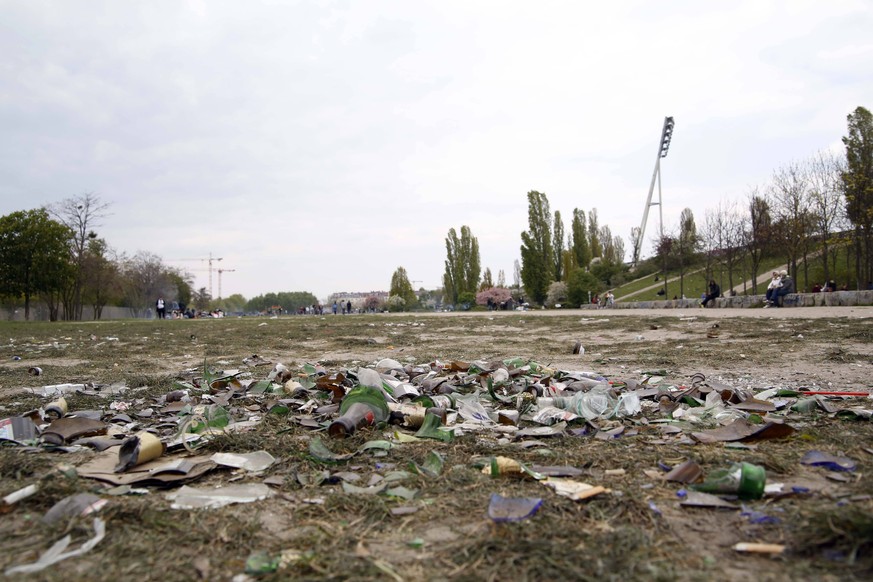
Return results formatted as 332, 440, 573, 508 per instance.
542, 478, 609, 501
732, 542, 785, 554
166, 483, 273, 509
115, 432, 166, 472
4, 518, 106, 576
680, 491, 739, 510
800, 450, 857, 472
28, 366, 43, 376
36, 383, 86, 397
692, 462, 766, 500
43, 493, 107, 525
211, 451, 276, 472
487, 494, 543, 522
3, 483, 38, 505
663, 460, 703, 483
0, 416, 40, 443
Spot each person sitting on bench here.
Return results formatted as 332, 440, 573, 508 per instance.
700, 279, 721, 308
771, 270, 795, 307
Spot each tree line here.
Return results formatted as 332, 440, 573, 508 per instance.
654, 106, 873, 297
394, 104, 872, 311
0, 193, 319, 320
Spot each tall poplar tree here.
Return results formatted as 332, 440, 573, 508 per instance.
571, 208, 591, 270
552, 210, 565, 282
520, 191, 553, 305
443, 225, 481, 304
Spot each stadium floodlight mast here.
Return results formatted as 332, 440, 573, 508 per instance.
633, 116, 675, 272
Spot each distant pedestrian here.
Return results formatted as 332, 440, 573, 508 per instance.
346, 300, 352, 314
332, 301, 338, 315
156, 297, 166, 319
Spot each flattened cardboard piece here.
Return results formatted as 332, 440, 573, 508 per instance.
691, 419, 795, 443
730, 398, 776, 413
663, 460, 703, 483
0, 416, 40, 443
41, 417, 108, 445
680, 491, 739, 510
77, 449, 216, 485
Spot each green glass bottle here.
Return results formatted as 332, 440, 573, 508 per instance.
692, 462, 766, 500
328, 386, 390, 438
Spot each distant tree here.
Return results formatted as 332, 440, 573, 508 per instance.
744, 190, 773, 294
546, 281, 568, 307
630, 226, 643, 266
363, 295, 383, 312
49, 193, 111, 320
220, 293, 248, 313
513, 260, 521, 291
497, 269, 506, 288
842, 106, 873, 287
390, 266, 417, 310
676, 208, 699, 297
552, 210, 565, 281
570, 209, 591, 269
192, 287, 212, 311
520, 191, 553, 305
81, 238, 121, 319
443, 226, 481, 305
807, 150, 847, 285
770, 161, 812, 285
119, 251, 173, 316
561, 249, 578, 282
567, 268, 601, 307
168, 271, 193, 309
475, 287, 512, 307
479, 267, 494, 290
588, 209, 602, 259
0, 209, 73, 320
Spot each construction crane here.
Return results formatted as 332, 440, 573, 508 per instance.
168, 252, 223, 298
217, 269, 235, 300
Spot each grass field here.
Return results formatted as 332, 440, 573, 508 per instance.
1, 312, 872, 581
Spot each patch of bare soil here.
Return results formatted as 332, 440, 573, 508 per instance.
0, 310, 872, 581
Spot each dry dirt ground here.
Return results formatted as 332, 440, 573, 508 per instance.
1, 307, 872, 582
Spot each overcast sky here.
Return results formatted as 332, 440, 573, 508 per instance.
1, 1, 871, 301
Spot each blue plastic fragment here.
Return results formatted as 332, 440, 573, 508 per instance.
676, 489, 687, 498
648, 501, 662, 515
800, 450, 856, 472
487, 494, 543, 522
740, 505, 780, 524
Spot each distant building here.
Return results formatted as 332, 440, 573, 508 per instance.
327, 291, 389, 311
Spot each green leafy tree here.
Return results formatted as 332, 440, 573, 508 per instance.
588, 209, 602, 259
571, 209, 591, 270
81, 238, 121, 319
520, 190, 553, 305
552, 210, 564, 282
246, 291, 317, 313
842, 106, 873, 286
443, 226, 480, 305
567, 268, 601, 307
390, 266, 417, 310
479, 267, 494, 291
221, 293, 248, 313
0, 209, 73, 320
676, 208, 699, 297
